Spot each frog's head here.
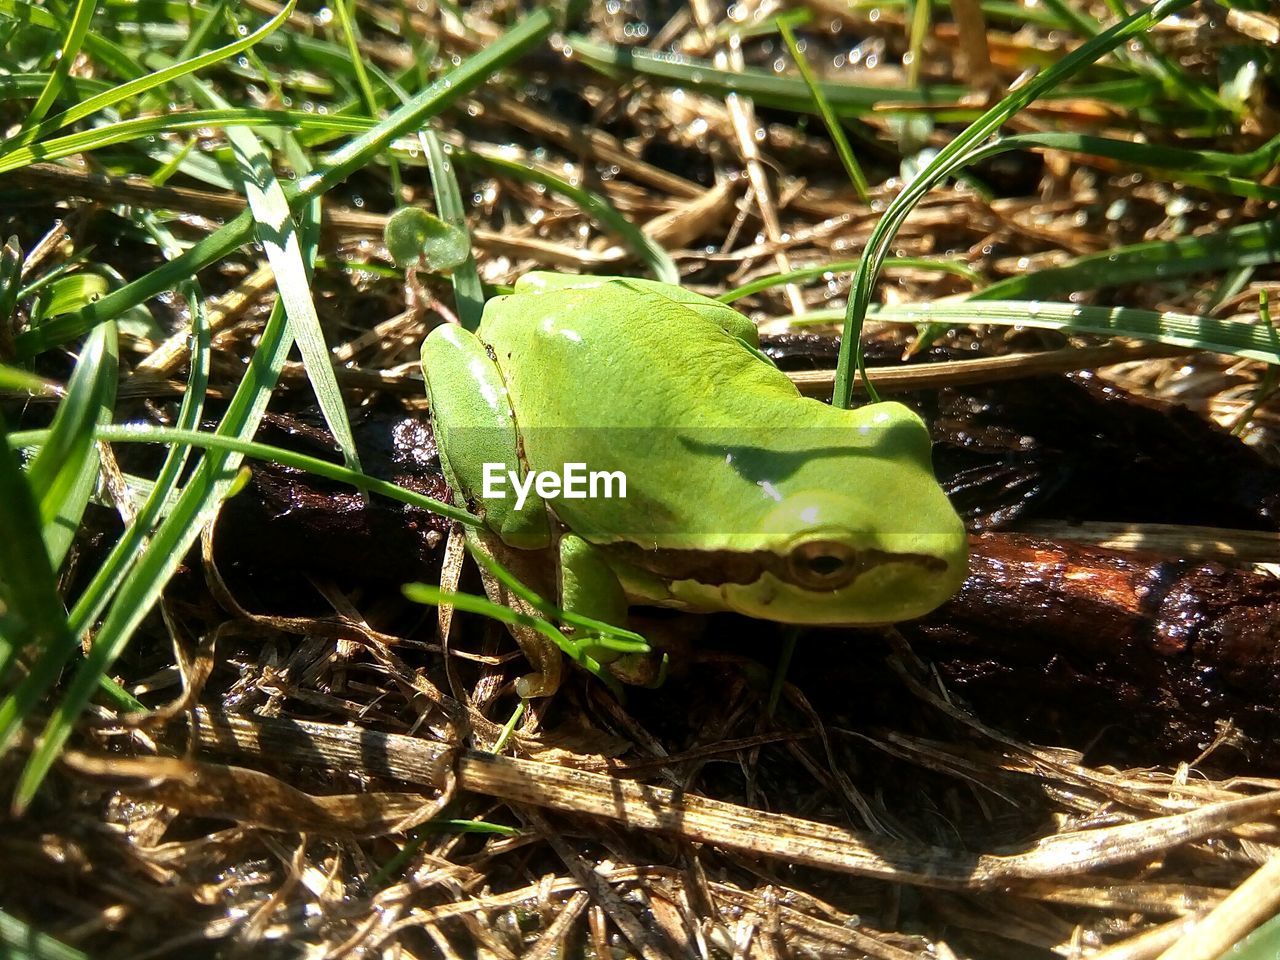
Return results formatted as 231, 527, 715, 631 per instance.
707, 402, 969, 625
712, 486, 967, 625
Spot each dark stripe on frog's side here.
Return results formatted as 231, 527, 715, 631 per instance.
597, 540, 948, 588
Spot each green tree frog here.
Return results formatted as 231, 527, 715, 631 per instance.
421, 273, 968, 696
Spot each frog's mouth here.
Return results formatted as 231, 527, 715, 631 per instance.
602, 541, 947, 591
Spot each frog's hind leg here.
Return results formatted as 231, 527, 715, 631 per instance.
627, 282, 775, 365
465, 527, 563, 699
423, 325, 561, 697
516, 272, 761, 348
422, 324, 551, 549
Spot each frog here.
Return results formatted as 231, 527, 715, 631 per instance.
421, 272, 969, 697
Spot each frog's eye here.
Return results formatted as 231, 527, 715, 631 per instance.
788, 540, 858, 589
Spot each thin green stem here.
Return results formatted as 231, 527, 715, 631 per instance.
832, 0, 1199, 409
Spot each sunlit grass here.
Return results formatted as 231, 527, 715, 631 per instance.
0, 10, 1276, 955
0, 4, 557, 811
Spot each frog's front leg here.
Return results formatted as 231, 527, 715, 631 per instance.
559, 534, 628, 634
559, 535, 660, 685
422, 324, 550, 548
422, 324, 561, 697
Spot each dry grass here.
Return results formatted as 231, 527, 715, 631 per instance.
3, 0, 1280, 957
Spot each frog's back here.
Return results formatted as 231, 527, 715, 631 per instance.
479, 280, 797, 432
474, 279, 941, 553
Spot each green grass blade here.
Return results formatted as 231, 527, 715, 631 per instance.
323, 0, 404, 194
0, 910, 87, 960
462, 539, 647, 649
0, 235, 20, 334
294, 9, 553, 200
10, 299, 293, 811
331, 0, 382, 119
149, 136, 198, 185
0, 108, 363, 176
424, 132, 485, 330
935, 301, 1280, 364
13, 8, 555, 357
707, 7, 812, 44
0, 0, 142, 79
0, 73, 114, 103
0, 365, 57, 394
371, 47, 478, 312
403, 581, 572, 638
777, 21, 869, 203
172, 0, 226, 61
17, 255, 102, 305
41, 424, 106, 561
970, 218, 1280, 302
20, 0, 99, 128
24, 321, 117, 565
790, 300, 1280, 366
30, 274, 108, 324
568, 34, 969, 116
906, 0, 933, 88
402, 582, 625, 697
0, 0, 296, 157
833, 0, 1199, 408
65, 220, 208, 638
570, 33, 1182, 117
14, 209, 254, 357
849, 0, 1078, 30
718, 257, 983, 303
0, 408, 77, 753
8, 426, 480, 525
186, 77, 362, 474
457, 149, 678, 283
1100, 0, 1227, 115
975, 132, 1280, 194
0, 323, 116, 762
1038, 0, 1100, 35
